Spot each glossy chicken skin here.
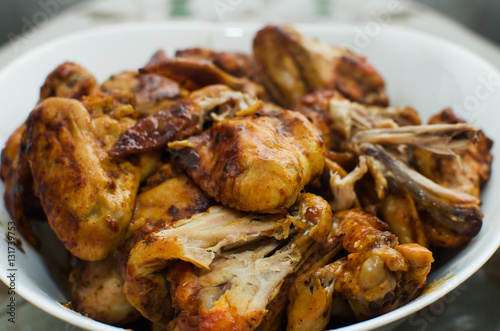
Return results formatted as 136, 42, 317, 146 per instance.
110, 85, 261, 157
287, 209, 433, 329
39, 62, 101, 102
1, 62, 103, 248
125, 193, 337, 330
26, 97, 157, 260
140, 56, 264, 97
253, 25, 388, 106
168, 109, 325, 213
102, 70, 183, 117
176, 48, 257, 79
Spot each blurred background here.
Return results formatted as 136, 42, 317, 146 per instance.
1, 0, 500, 47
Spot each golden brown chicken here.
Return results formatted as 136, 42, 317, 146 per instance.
124, 193, 338, 330
39, 61, 101, 102
253, 25, 388, 106
70, 163, 212, 324
26, 96, 158, 260
110, 85, 261, 156
70, 256, 141, 325
1, 62, 104, 249
101, 70, 183, 117
168, 109, 325, 213
287, 209, 433, 330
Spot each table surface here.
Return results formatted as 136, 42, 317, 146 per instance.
1, 0, 500, 330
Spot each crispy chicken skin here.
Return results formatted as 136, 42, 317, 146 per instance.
287, 209, 433, 329
39, 62, 101, 102
253, 25, 388, 106
125, 193, 337, 330
2, 62, 102, 248
102, 71, 183, 117
110, 85, 260, 157
140, 57, 264, 97
26, 97, 157, 260
176, 48, 257, 79
168, 109, 325, 213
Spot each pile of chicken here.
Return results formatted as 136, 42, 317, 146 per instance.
1, 25, 493, 331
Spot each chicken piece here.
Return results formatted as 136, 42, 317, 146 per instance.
168, 109, 325, 213
102, 70, 184, 117
122, 162, 213, 255
146, 50, 168, 66
140, 57, 264, 97
327, 156, 368, 211
70, 256, 141, 325
124, 193, 337, 329
412, 108, 493, 198
253, 24, 388, 106
360, 143, 482, 237
287, 209, 433, 327
176, 48, 257, 79
39, 62, 101, 102
110, 85, 261, 157
292, 90, 420, 151
2, 62, 103, 248
379, 191, 429, 247
26, 97, 158, 260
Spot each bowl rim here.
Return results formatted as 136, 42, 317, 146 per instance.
1, 21, 499, 331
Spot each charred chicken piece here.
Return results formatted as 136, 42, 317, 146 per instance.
168, 109, 325, 213
140, 57, 264, 97
176, 48, 257, 79
287, 209, 433, 328
360, 143, 483, 237
124, 193, 337, 330
102, 70, 184, 117
26, 97, 158, 261
253, 24, 388, 106
110, 85, 261, 157
39, 62, 101, 102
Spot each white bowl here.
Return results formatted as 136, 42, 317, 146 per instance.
0, 22, 499, 331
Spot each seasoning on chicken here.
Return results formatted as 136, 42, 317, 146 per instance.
102, 71, 183, 117
26, 97, 159, 261
253, 24, 388, 106
168, 109, 325, 213
110, 85, 261, 157
176, 48, 257, 79
140, 56, 264, 97
287, 209, 433, 329
124, 193, 338, 330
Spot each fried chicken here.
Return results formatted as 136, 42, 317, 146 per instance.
168, 109, 325, 213
253, 25, 388, 106
26, 97, 158, 260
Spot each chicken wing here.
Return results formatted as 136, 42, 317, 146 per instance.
253, 25, 388, 106
26, 97, 158, 260
110, 85, 261, 156
286, 209, 433, 328
168, 109, 325, 213
124, 193, 337, 330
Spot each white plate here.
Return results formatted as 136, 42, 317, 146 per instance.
0, 22, 499, 331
